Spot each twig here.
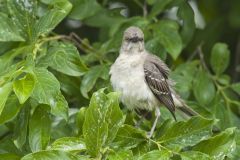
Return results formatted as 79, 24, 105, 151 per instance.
69, 32, 96, 52
233, 36, 240, 82
188, 48, 199, 61
197, 46, 240, 108
143, 0, 148, 17
196, 45, 211, 73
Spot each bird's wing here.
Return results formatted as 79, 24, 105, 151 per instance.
144, 54, 176, 120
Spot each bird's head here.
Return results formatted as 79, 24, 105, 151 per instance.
121, 26, 145, 52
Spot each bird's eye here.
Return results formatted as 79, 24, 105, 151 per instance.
126, 37, 143, 43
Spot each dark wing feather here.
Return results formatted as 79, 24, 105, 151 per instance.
144, 55, 176, 120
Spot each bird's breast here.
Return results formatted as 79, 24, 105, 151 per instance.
110, 53, 157, 110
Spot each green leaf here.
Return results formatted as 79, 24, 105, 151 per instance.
0, 46, 30, 75
82, 89, 124, 157
145, 38, 167, 60
177, 1, 196, 46
210, 43, 230, 75
158, 117, 215, 151
148, 0, 173, 19
31, 68, 60, 104
21, 150, 81, 160
0, 82, 12, 116
51, 93, 69, 121
7, 0, 37, 41
34, 1, 72, 38
29, 105, 51, 152
13, 104, 30, 148
106, 92, 125, 143
49, 137, 86, 153
84, 8, 125, 28
170, 61, 199, 98
76, 107, 86, 135
83, 89, 108, 157
138, 150, 172, 160
152, 20, 182, 60
0, 95, 22, 124
193, 128, 236, 159
80, 65, 109, 98
180, 151, 212, 160
44, 42, 87, 76
213, 94, 232, 130
112, 124, 146, 150
0, 153, 20, 160
231, 82, 240, 95
13, 73, 35, 104
0, 138, 21, 155
217, 74, 230, 85
0, 12, 24, 42
107, 150, 133, 160
7, 0, 71, 42
31, 68, 68, 119
193, 70, 216, 105
69, 0, 102, 20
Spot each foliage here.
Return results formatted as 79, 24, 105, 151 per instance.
0, 0, 239, 159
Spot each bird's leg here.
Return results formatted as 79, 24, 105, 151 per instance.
147, 107, 160, 138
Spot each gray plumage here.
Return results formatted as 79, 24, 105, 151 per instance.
144, 54, 176, 120
110, 26, 198, 136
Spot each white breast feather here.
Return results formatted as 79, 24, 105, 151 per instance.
110, 52, 159, 111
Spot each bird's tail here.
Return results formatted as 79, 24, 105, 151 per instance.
173, 92, 199, 117
177, 104, 198, 117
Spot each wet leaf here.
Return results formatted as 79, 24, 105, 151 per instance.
34, 1, 72, 38
83, 89, 108, 157
158, 117, 215, 151
106, 92, 125, 143
193, 128, 236, 160
0, 12, 24, 42
49, 137, 86, 153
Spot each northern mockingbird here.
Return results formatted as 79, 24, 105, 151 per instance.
110, 26, 198, 137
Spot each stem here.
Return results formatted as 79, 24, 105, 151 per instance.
33, 35, 65, 59
197, 46, 240, 108
143, 0, 148, 17
148, 138, 180, 156
69, 32, 110, 64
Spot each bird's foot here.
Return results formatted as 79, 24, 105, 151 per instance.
147, 131, 154, 139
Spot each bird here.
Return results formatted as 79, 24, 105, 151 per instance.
109, 26, 198, 137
